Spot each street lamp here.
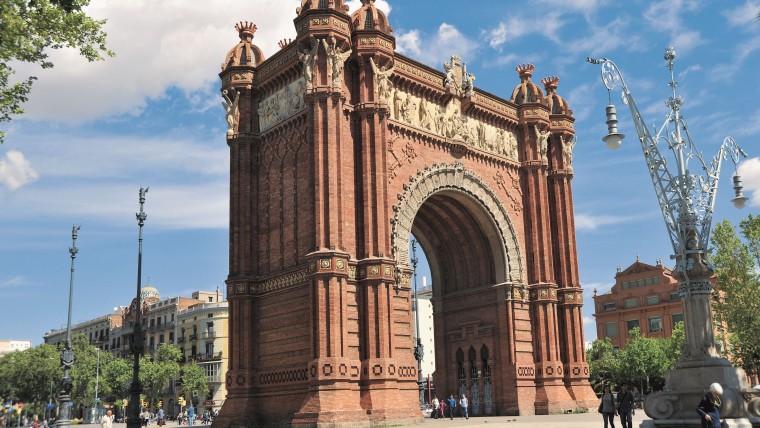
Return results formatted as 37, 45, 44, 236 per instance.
93, 347, 100, 422
127, 187, 148, 428
56, 225, 80, 428
588, 47, 755, 423
410, 238, 425, 409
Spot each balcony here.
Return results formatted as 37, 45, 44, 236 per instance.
201, 331, 216, 340
207, 375, 223, 385
195, 352, 223, 362
177, 336, 186, 344
189, 334, 198, 341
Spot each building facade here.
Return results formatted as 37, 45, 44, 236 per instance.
593, 259, 692, 349
44, 313, 122, 351
0, 340, 32, 356
216, 1, 594, 426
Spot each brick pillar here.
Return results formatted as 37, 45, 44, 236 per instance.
519, 108, 574, 413
547, 123, 596, 407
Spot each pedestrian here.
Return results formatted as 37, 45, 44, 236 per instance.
438, 398, 445, 420
617, 383, 635, 428
447, 395, 456, 420
696, 383, 723, 428
187, 405, 196, 426
31, 415, 39, 428
459, 395, 469, 419
599, 384, 617, 428
100, 410, 113, 428
157, 408, 164, 426
431, 397, 439, 419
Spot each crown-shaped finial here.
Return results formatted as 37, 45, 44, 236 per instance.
516, 64, 535, 81
541, 76, 560, 92
235, 21, 257, 42
278, 38, 293, 49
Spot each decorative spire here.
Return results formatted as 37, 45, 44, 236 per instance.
235, 21, 257, 42
516, 64, 535, 81
541, 76, 559, 93
278, 38, 293, 49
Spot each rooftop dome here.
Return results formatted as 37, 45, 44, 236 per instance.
510, 64, 544, 105
297, 0, 350, 15
351, 0, 392, 34
221, 21, 265, 72
140, 284, 161, 305
542, 76, 571, 115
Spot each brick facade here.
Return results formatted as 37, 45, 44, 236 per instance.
215, 1, 595, 426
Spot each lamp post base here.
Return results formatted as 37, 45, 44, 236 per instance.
643, 362, 760, 424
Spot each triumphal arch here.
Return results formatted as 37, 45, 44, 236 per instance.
215, 1, 596, 426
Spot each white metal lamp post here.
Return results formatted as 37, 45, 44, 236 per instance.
588, 47, 759, 426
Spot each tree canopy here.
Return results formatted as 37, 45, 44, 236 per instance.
710, 215, 760, 380
0, 0, 113, 143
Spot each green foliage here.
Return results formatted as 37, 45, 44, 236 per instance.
101, 355, 132, 400
0, 0, 113, 143
587, 324, 685, 393
139, 343, 181, 408
710, 215, 760, 380
0, 343, 61, 403
180, 362, 208, 405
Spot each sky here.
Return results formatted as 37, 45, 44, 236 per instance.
1, 0, 758, 347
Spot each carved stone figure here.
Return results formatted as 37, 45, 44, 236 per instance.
507, 131, 518, 159
462, 62, 475, 97
222, 90, 240, 135
322, 36, 352, 87
419, 98, 433, 130
534, 124, 550, 161
443, 56, 459, 91
400, 96, 416, 124
562, 136, 576, 166
393, 90, 406, 121
369, 57, 395, 103
298, 37, 319, 88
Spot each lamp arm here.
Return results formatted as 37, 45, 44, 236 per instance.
588, 57, 682, 256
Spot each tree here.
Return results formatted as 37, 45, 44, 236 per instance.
101, 355, 132, 401
0, 0, 113, 143
617, 328, 669, 392
180, 362, 208, 407
586, 338, 621, 391
710, 215, 760, 380
139, 343, 181, 409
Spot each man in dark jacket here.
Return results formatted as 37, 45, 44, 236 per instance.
617, 383, 635, 428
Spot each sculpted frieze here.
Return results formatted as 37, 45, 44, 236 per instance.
259, 77, 306, 132
388, 88, 518, 161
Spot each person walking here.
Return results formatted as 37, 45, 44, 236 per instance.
696, 383, 723, 428
438, 398, 445, 420
100, 410, 113, 428
459, 395, 469, 420
157, 408, 164, 426
187, 405, 196, 427
431, 397, 439, 419
599, 384, 617, 428
447, 395, 456, 420
617, 383, 635, 428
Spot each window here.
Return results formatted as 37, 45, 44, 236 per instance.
149, 337, 155, 349
159, 334, 164, 344
670, 292, 680, 301
624, 298, 637, 308
626, 319, 640, 333
645, 277, 652, 286
672, 313, 684, 328
637, 279, 644, 287
208, 297, 213, 302
605, 322, 618, 338
622, 282, 628, 289
171, 313, 175, 322
603, 302, 616, 311
647, 295, 660, 305
649, 316, 663, 333
653, 276, 660, 285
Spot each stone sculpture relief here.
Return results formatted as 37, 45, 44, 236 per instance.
369, 57, 395, 103
222, 90, 240, 135
322, 36, 352, 89
298, 37, 319, 89
443, 55, 475, 97
562, 136, 576, 166
533, 124, 550, 162
388, 88, 518, 161
258, 77, 306, 132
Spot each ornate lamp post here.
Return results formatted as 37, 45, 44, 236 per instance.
588, 48, 759, 425
410, 238, 425, 408
56, 225, 80, 428
127, 187, 148, 428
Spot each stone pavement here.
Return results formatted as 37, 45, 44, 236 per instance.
74, 411, 650, 428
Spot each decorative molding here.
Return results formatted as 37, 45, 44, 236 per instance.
390, 162, 524, 282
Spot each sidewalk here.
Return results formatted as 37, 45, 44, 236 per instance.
74, 411, 649, 427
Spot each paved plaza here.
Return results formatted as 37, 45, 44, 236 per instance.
75, 411, 650, 428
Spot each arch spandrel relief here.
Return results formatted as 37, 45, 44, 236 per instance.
259, 77, 307, 132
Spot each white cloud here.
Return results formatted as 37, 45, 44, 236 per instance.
723, 0, 760, 28
0, 150, 39, 190
567, 16, 644, 56
484, 13, 564, 50
15, 0, 301, 124
737, 157, 760, 208
396, 23, 479, 67
575, 213, 640, 231
643, 0, 703, 53
346, 0, 391, 15
534, 0, 608, 13
0, 276, 26, 288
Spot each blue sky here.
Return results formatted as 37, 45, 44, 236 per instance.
1, 0, 758, 347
